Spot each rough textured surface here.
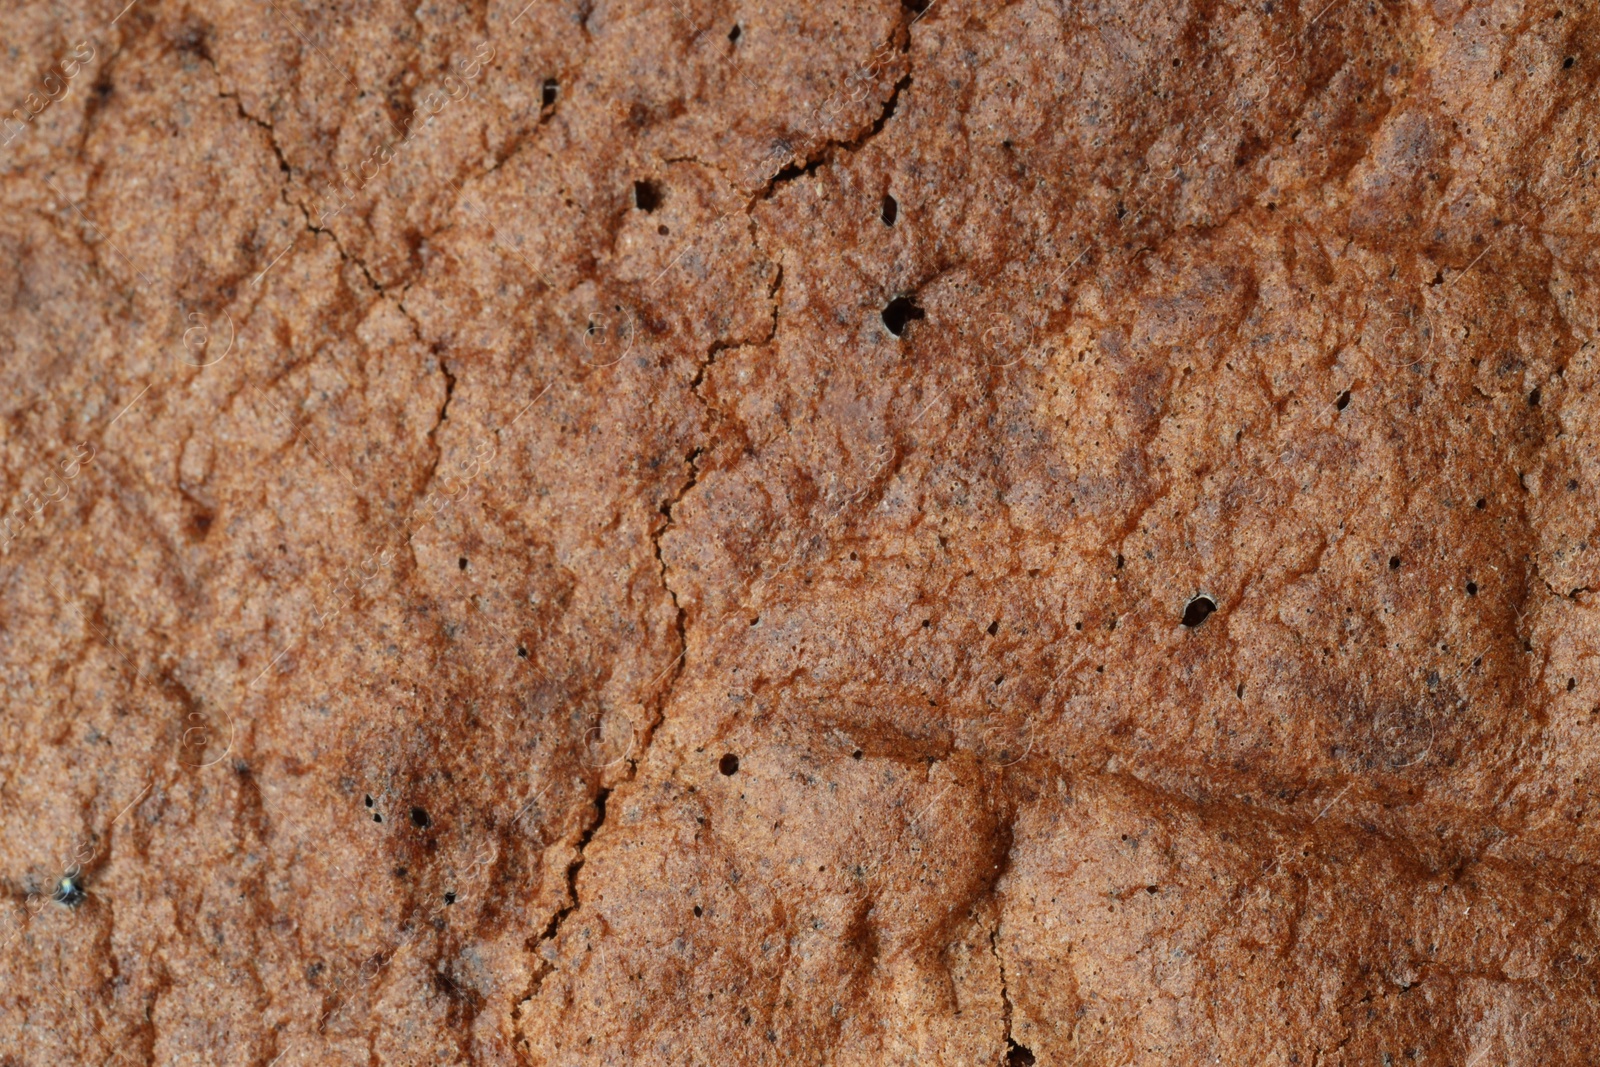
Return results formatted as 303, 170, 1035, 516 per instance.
3, 0, 1600, 1063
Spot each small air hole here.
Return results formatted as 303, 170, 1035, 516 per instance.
1529, 387, 1542, 407
444, 891, 456, 905
364, 794, 374, 808
719, 753, 740, 775
987, 620, 1000, 636
658, 224, 669, 235
1475, 497, 1487, 509
634, 180, 662, 212
542, 78, 558, 107
458, 557, 468, 571
728, 24, 741, 41
1335, 389, 1351, 410
517, 645, 529, 658
1569, 479, 1580, 491
1565, 55, 1575, 68
1390, 556, 1402, 570
881, 295, 924, 337
1146, 884, 1159, 894
1237, 682, 1245, 698
902, 0, 930, 12
1568, 677, 1577, 692
1182, 596, 1217, 627
851, 749, 863, 760
881, 193, 898, 225
53, 877, 85, 908
693, 904, 703, 916
410, 807, 431, 829
373, 813, 382, 823
1466, 581, 1478, 596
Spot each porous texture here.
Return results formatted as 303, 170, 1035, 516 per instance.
3, 0, 1600, 1063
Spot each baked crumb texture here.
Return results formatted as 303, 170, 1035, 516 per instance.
2, 0, 1598, 1063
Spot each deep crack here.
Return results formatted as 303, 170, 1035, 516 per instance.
419, 356, 457, 497
516, 432, 704, 1021
521, 786, 611, 998
758, 13, 918, 198
993, 919, 1034, 1065
514, 218, 781, 1037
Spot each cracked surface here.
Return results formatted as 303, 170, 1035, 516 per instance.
4, 0, 1600, 1063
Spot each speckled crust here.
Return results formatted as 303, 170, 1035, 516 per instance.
2, 0, 1599, 1063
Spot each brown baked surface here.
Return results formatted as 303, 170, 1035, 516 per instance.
3, 0, 1599, 1062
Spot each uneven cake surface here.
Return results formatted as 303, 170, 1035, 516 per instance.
3, 0, 1600, 1063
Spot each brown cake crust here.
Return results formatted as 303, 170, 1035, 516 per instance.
3, 0, 1600, 1063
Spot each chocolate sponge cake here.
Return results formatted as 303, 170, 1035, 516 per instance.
3, 0, 1600, 1062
